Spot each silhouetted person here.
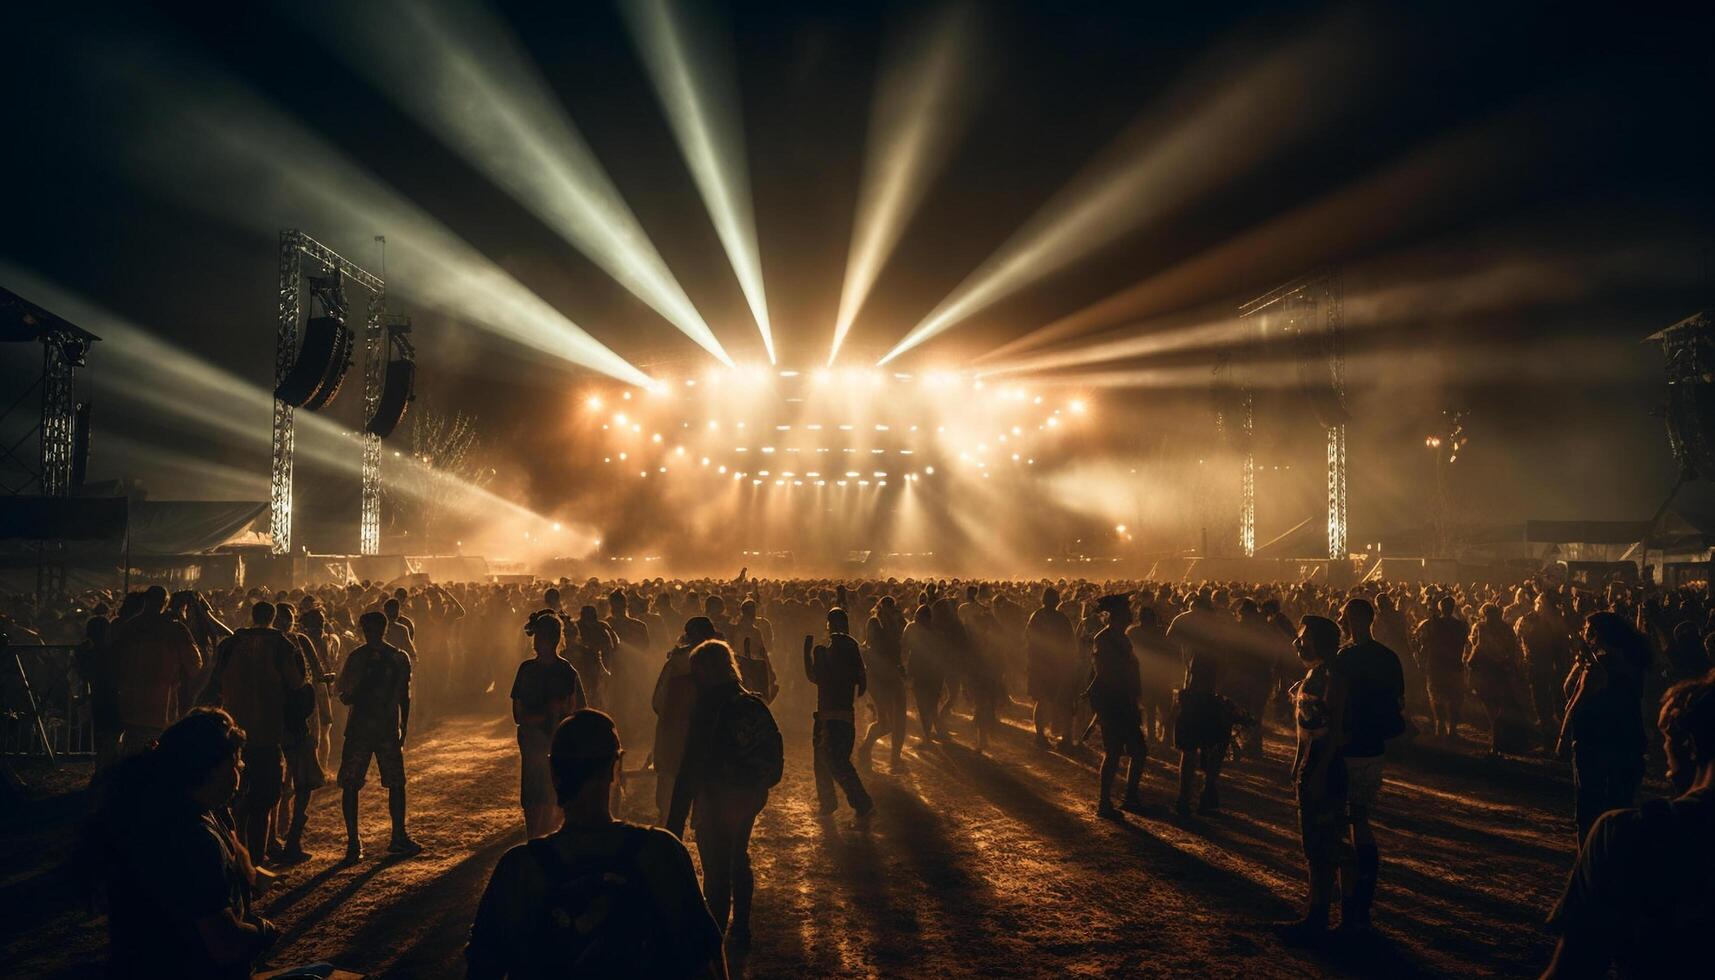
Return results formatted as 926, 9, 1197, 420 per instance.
271, 604, 325, 865
904, 604, 947, 742
111, 584, 201, 755
1332, 598, 1406, 934
804, 608, 874, 818
1467, 603, 1526, 756
728, 599, 778, 704
336, 610, 421, 862
668, 641, 782, 944
1126, 606, 1176, 743
513, 611, 587, 838
467, 710, 727, 979
1277, 615, 1350, 946
573, 605, 615, 709
1518, 594, 1574, 751
87, 708, 280, 979
1413, 596, 1467, 736
1027, 587, 1077, 750
75, 615, 121, 778
202, 601, 306, 863
655, 617, 723, 822
1543, 670, 1715, 978
1559, 612, 1649, 845
859, 596, 908, 770
1087, 594, 1148, 818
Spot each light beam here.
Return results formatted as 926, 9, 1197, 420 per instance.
88, 44, 652, 387
830, 2, 980, 365
621, 0, 775, 362
302, 0, 732, 367
879, 18, 1379, 365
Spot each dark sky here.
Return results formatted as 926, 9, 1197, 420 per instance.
2, 0, 1712, 556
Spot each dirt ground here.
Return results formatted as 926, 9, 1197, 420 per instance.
3, 700, 1583, 979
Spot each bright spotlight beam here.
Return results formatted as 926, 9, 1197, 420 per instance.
878, 18, 1377, 366
829, 2, 980, 365
301, 0, 732, 368
621, 0, 775, 363
92, 44, 651, 388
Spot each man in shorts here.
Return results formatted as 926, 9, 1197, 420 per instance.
337, 610, 422, 863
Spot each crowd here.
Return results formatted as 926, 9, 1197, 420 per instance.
3, 569, 1712, 977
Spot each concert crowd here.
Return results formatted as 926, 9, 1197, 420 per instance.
2, 569, 1712, 978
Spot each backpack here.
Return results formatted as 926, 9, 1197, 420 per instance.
714, 690, 784, 791
525, 829, 669, 978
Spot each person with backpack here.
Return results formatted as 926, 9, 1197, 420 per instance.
804, 608, 875, 819
667, 641, 782, 945
467, 710, 727, 980
1331, 598, 1406, 935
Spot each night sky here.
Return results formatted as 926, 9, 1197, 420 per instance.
3, 0, 1711, 558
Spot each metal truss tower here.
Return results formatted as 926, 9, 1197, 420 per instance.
1237, 269, 1348, 562
272, 230, 386, 556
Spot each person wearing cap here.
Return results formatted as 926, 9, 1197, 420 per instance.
467, 710, 726, 979
1086, 594, 1148, 818
654, 616, 723, 822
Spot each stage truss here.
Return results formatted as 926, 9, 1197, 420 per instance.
273, 230, 386, 556
1236, 270, 1347, 561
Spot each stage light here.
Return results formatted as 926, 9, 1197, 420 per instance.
623, 391, 632, 400
1012, 453, 1020, 461
553, 522, 562, 531
1115, 524, 1127, 534
1070, 399, 1087, 414
815, 480, 826, 486
761, 446, 775, 453
858, 480, 871, 486
753, 479, 763, 486
604, 456, 611, 463
925, 465, 935, 475
807, 471, 820, 477
874, 471, 888, 478
675, 446, 686, 456
783, 471, 796, 478
1046, 416, 1060, 428
846, 470, 860, 477
758, 470, 770, 476
875, 424, 890, 431
775, 480, 784, 487
837, 480, 848, 487
793, 480, 803, 486
700, 456, 710, 465
707, 420, 719, 430
1011, 425, 1022, 435
658, 466, 667, 473
718, 464, 727, 474
838, 424, 854, 431
647, 381, 671, 397
640, 470, 648, 478
620, 0, 775, 361
618, 452, 629, 461
587, 395, 604, 410
776, 424, 792, 431
807, 423, 823, 431
867, 370, 885, 387
871, 448, 885, 454
652, 433, 663, 443
736, 421, 747, 429
812, 368, 832, 385
779, 369, 799, 378
899, 449, 913, 455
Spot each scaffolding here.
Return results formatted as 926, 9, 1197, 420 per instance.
1236, 270, 1347, 561
272, 230, 386, 556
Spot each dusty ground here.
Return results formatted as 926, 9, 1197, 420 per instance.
4, 701, 1582, 978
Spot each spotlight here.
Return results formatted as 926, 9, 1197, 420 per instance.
614, 412, 628, 426
1046, 416, 1060, 428
652, 433, 663, 443
812, 368, 832, 385
1115, 524, 1127, 534
718, 464, 727, 473
623, 390, 632, 400
700, 456, 710, 465
924, 466, 935, 475
674, 446, 686, 456
586, 394, 604, 410
707, 420, 719, 430
1069, 399, 1087, 414
619, 452, 628, 460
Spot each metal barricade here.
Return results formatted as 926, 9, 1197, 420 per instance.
1, 643, 94, 758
